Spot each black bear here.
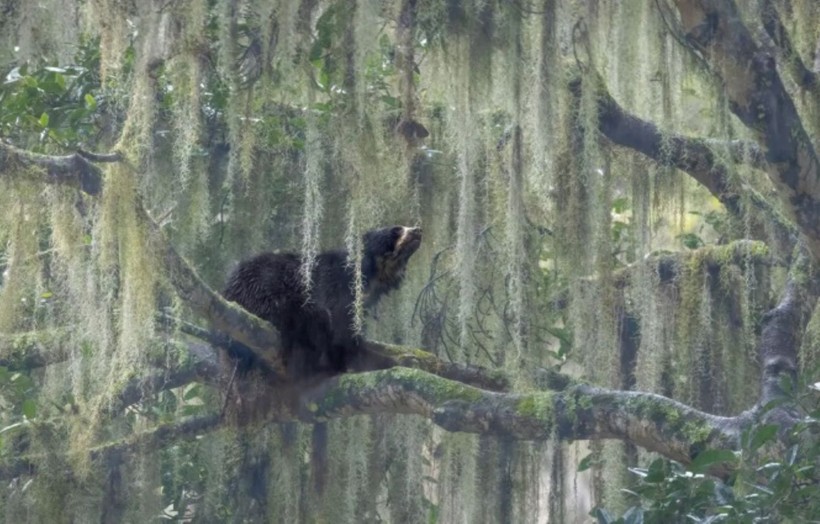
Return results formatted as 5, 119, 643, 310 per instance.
223, 226, 422, 376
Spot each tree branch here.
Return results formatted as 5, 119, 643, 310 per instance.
672, 0, 820, 260
757, 244, 819, 404
569, 73, 796, 248
296, 368, 749, 465
154, 369, 756, 465
759, 0, 819, 92
0, 367, 749, 481
0, 142, 106, 195
136, 204, 287, 377
0, 330, 71, 371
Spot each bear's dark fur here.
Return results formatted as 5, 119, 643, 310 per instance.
223, 226, 422, 375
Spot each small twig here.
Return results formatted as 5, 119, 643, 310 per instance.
220, 360, 240, 419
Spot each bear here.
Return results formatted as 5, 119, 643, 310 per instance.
223, 225, 422, 376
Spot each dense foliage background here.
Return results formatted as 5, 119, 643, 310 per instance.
0, 0, 818, 522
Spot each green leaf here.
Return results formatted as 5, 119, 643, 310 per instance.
183, 384, 202, 401
612, 197, 630, 213
691, 449, 737, 472
181, 405, 204, 416
578, 452, 595, 472
84, 93, 97, 110
622, 506, 644, 524
39, 112, 49, 127
677, 232, 704, 250
380, 95, 400, 108
22, 399, 37, 419
645, 459, 667, 482
318, 68, 331, 91
749, 424, 778, 452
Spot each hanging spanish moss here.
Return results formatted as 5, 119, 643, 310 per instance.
449, 41, 479, 361
0, 0, 797, 521
300, 115, 326, 291
168, 2, 211, 243
0, 190, 39, 332
500, 4, 527, 360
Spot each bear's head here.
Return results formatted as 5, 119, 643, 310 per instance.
361, 226, 422, 304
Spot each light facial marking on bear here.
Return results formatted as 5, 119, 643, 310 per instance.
393, 226, 422, 257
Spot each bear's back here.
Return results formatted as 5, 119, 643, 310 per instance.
223, 251, 356, 325
223, 252, 302, 326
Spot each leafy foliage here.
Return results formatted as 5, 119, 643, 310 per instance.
0, 38, 103, 149
593, 383, 820, 523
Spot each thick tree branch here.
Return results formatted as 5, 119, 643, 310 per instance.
296, 368, 746, 462
0, 330, 71, 370
757, 245, 819, 403
672, 0, 820, 261
0, 412, 222, 480
302, 368, 752, 467
572, 73, 744, 203
0, 142, 109, 195
0, 367, 748, 481
570, 74, 795, 248
359, 340, 512, 391
759, 0, 819, 92
619, 240, 771, 286
137, 369, 755, 466
136, 204, 287, 376
0, 331, 221, 415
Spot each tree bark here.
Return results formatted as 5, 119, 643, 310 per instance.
672, 0, 820, 261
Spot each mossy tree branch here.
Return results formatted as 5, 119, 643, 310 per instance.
294, 368, 746, 465
0, 330, 72, 371
136, 203, 288, 377
0, 414, 224, 481
759, 0, 818, 93
0, 367, 748, 480
569, 73, 796, 250
672, 0, 820, 261
105, 341, 221, 415
0, 142, 112, 195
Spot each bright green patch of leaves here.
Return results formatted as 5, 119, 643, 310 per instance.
0, 38, 102, 149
